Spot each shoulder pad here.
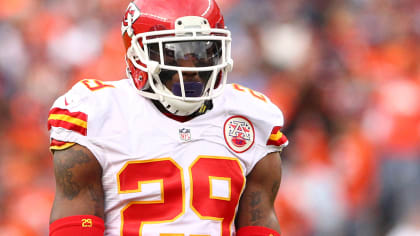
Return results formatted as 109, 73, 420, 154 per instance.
223, 84, 289, 151
47, 80, 96, 136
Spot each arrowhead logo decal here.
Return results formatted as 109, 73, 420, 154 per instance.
121, 2, 141, 36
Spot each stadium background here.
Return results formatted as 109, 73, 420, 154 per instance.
0, 0, 419, 235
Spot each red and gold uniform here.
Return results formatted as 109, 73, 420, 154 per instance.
48, 79, 288, 236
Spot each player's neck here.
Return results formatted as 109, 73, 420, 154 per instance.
151, 100, 212, 123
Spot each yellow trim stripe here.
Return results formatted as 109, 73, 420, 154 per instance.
49, 142, 76, 151
160, 234, 184, 236
48, 114, 87, 128
269, 131, 283, 141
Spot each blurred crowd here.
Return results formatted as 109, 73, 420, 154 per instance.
0, 0, 420, 235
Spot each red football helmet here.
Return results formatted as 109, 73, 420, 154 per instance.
121, 0, 233, 115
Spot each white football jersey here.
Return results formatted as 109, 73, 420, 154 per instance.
48, 78, 288, 236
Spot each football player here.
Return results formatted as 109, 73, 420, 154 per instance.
48, 0, 288, 235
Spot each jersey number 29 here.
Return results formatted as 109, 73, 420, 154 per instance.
117, 156, 245, 236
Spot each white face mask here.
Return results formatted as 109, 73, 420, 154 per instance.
126, 16, 233, 115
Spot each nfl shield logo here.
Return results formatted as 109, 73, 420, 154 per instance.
179, 128, 191, 142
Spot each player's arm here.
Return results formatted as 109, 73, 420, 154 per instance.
49, 143, 105, 235
236, 151, 282, 236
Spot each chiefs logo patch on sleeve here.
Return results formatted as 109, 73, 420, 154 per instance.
267, 126, 288, 147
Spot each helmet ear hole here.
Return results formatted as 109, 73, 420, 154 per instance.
126, 58, 149, 90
